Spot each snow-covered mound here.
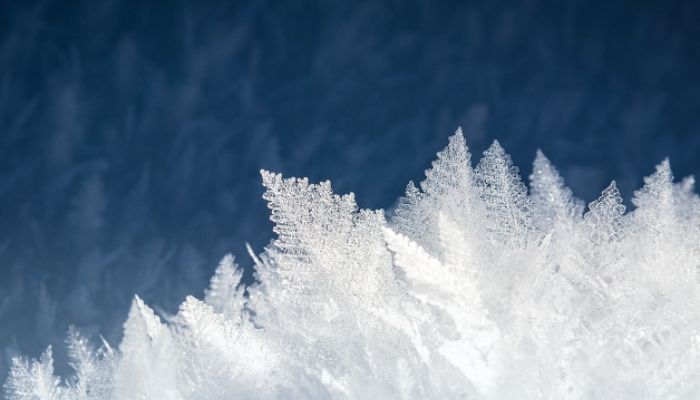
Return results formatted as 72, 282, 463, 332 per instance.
6, 129, 700, 399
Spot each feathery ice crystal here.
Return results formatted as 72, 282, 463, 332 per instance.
6, 129, 700, 399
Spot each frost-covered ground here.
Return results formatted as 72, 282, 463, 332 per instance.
1, 0, 700, 389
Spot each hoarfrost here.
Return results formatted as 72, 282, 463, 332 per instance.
7, 129, 700, 399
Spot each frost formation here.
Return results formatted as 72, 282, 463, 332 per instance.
5, 129, 700, 399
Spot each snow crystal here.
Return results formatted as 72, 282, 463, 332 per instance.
6, 129, 700, 399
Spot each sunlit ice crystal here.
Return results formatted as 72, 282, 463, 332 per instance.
6, 128, 700, 399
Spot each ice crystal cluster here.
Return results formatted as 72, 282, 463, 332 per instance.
5, 129, 700, 399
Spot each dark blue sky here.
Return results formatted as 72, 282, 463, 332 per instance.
1, 0, 699, 380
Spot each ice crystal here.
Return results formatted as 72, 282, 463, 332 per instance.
6, 129, 700, 399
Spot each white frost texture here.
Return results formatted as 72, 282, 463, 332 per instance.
5, 129, 700, 399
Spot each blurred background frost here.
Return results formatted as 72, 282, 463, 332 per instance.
1, 0, 699, 382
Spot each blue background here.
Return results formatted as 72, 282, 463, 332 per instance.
1, 0, 699, 381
